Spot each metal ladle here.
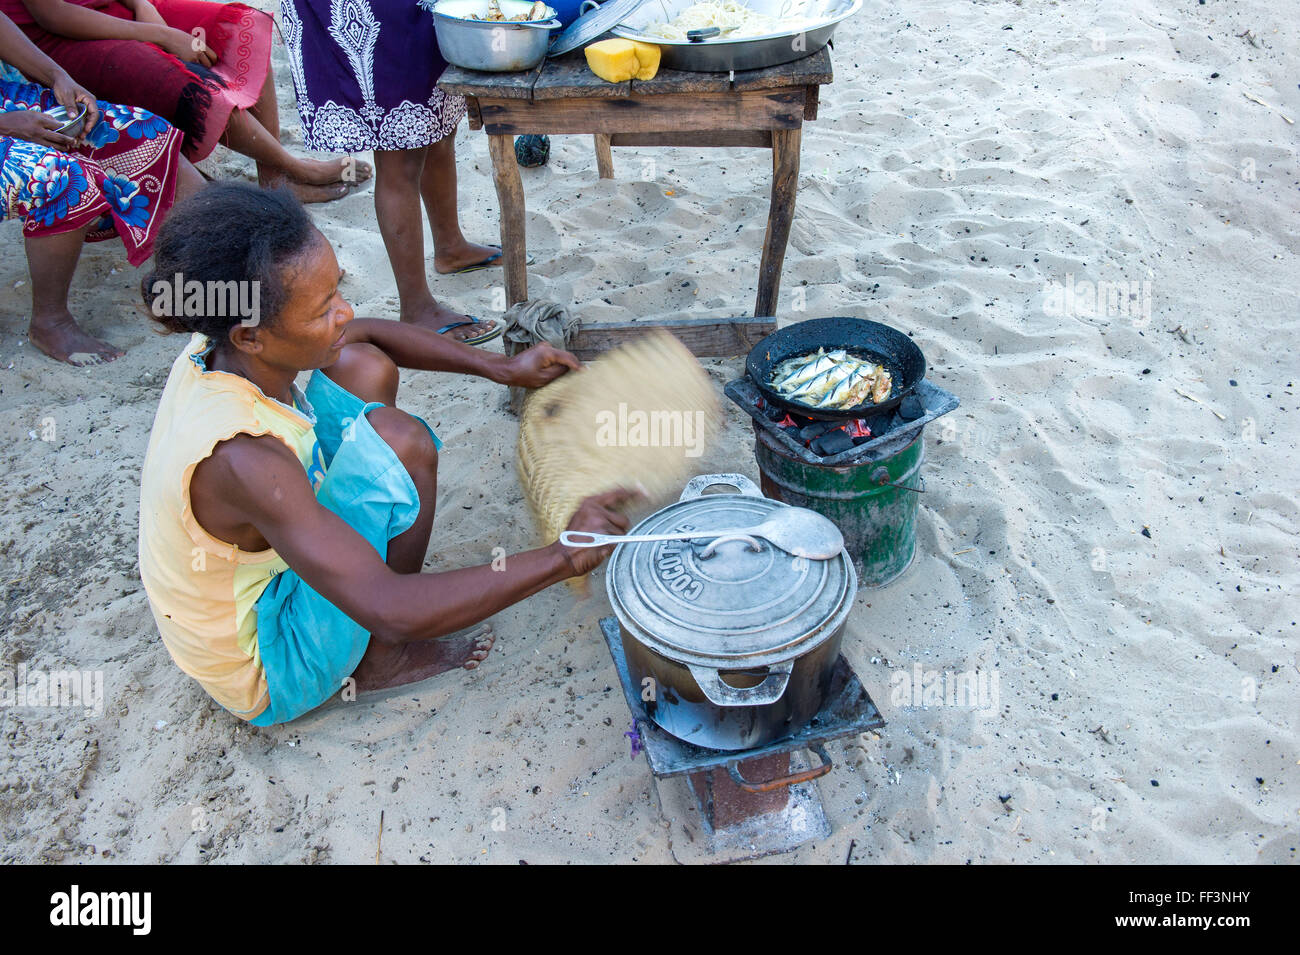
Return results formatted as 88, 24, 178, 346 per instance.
559, 506, 844, 560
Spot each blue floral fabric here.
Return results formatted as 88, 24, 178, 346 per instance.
1, 79, 185, 265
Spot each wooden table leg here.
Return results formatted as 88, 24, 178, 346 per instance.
755, 126, 801, 319
488, 133, 531, 413
593, 133, 614, 179
488, 133, 528, 306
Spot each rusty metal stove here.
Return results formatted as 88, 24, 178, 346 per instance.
599, 616, 884, 864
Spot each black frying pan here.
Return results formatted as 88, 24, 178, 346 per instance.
746, 317, 927, 421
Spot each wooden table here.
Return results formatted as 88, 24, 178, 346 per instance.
439, 48, 833, 346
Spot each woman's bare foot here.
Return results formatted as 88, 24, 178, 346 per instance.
351, 623, 496, 694
288, 180, 354, 204
29, 311, 123, 365
402, 301, 499, 343
434, 240, 503, 275
291, 155, 373, 187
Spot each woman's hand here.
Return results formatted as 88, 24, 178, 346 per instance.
557, 488, 640, 576
49, 68, 99, 146
0, 108, 77, 150
152, 25, 218, 67
500, 341, 583, 389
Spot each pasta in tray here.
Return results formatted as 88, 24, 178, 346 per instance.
640, 0, 809, 41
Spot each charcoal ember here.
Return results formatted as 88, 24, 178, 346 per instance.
759, 402, 788, 422
799, 420, 839, 443
898, 395, 925, 421
812, 429, 855, 456
851, 434, 873, 446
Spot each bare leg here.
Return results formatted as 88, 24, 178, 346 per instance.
25, 227, 122, 365
373, 147, 497, 342
319, 344, 432, 574
321, 344, 495, 690
247, 67, 280, 142
176, 156, 206, 202
223, 106, 370, 204
421, 132, 500, 274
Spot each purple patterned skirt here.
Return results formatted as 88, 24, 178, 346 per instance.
280, 0, 467, 153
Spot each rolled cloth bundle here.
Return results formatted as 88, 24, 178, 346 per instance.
517, 330, 720, 575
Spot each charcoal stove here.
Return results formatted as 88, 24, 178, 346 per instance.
724, 377, 960, 586
599, 616, 884, 864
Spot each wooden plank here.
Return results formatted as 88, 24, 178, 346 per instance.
438, 62, 543, 99
593, 133, 614, 178
566, 317, 777, 360
631, 65, 732, 96
731, 47, 833, 91
534, 51, 630, 99
479, 89, 804, 135
755, 127, 801, 318
466, 97, 484, 130
607, 130, 771, 148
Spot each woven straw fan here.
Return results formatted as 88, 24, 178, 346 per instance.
517, 330, 720, 578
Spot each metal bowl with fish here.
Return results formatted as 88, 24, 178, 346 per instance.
745, 317, 927, 421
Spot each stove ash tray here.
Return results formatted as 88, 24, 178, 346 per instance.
598, 616, 885, 862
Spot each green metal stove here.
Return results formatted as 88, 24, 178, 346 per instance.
724, 377, 958, 587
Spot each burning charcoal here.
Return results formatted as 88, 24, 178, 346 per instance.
851, 434, 872, 446
759, 402, 788, 422
898, 395, 925, 421
812, 429, 856, 456
799, 420, 839, 443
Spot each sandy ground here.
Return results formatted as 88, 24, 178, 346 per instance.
1, 0, 1297, 864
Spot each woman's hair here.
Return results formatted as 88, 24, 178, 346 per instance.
142, 183, 318, 338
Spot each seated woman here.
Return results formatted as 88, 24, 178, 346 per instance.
137, 183, 634, 725
3, 0, 368, 202
1, 11, 203, 363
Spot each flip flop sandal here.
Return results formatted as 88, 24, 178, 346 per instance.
445, 250, 503, 275
436, 317, 504, 347
440, 249, 538, 275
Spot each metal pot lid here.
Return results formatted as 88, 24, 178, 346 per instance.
549, 0, 648, 56
606, 492, 856, 669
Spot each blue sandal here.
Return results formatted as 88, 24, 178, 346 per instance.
436, 317, 504, 347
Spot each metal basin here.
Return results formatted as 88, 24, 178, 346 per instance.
428, 0, 563, 72
612, 0, 861, 72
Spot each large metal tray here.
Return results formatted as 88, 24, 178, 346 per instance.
613, 0, 860, 72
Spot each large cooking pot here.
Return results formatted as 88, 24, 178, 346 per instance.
607, 473, 857, 751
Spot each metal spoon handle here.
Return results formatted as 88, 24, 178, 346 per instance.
559, 526, 754, 548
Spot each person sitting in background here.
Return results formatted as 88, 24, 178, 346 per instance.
138, 183, 635, 726
1, 10, 203, 363
2, 0, 368, 202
